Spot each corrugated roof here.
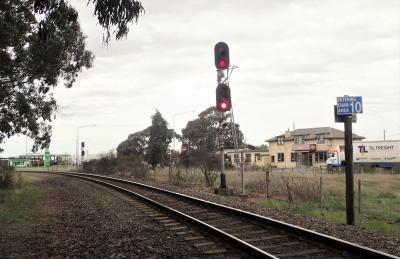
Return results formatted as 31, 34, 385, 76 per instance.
265, 127, 364, 142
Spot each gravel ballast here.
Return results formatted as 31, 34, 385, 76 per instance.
0, 173, 202, 258
129, 176, 400, 257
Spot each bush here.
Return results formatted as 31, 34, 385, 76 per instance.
0, 164, 16, 189
82, 154, 149, 179
116, 155, 148, 179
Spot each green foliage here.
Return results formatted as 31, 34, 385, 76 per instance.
117, 128, 149, 156
89, 0, 144, 43
0, 164, 15, 189
82, 152, 117, 175
82, 153, 149, 179
0, 0, 143, 152
257, 144, 269, 151
145, 110, 172, 167
181, 106, 245, 186
0, 176, 43, 234
116, 154, 148, 179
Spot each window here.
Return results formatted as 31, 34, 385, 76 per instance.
245, 153, 251, 162
315, 152, 328, 163
255, 153, 261, 161
278, 153, 284, 162
291, 152, 297, 162
294, 135, 305, 144
234, 154, 239, 163
271, 156, 275, 163
277, 137, 284, 145
316, 134, 326, 144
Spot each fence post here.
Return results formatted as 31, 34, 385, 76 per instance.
266, 170, 270, 199
168, 164, 171, 182
358, 179, 361, 214
241, 151, 245, 195
320, 176, 323, 209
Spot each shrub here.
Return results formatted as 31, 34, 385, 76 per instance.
81, 154, 118, 175
0, 164, 16, 189
116, 155, 148, 179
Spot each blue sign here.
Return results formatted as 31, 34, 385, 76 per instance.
336, 96, 363, 115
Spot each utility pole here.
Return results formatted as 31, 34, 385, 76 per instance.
383, 129, 386, 140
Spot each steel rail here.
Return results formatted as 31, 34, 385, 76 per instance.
33, 171, 398, 259
59, 172, 276, 259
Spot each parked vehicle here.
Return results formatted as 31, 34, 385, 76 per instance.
326, 140, 400, 169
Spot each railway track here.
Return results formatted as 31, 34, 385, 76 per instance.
56, 172, 396, 259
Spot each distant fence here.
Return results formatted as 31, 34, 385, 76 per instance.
271, 166, 400, 174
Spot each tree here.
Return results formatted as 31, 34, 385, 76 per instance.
257, 144, 269, 151
181, 106, 244, 187
116, 127, 149, 157
144, 110, 172, 167
0, 0, 144, 152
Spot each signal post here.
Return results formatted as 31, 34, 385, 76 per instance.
214, 42, 231, 192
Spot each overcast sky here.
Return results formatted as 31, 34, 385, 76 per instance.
2, 0, 400, 157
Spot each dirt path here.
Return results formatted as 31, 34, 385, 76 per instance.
0, 173, 200, 258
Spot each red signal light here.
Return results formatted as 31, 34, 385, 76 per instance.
218, 100, 230, 112
218, 59, 226, 69
214, 42, 230, 69
216, 83, 231, 112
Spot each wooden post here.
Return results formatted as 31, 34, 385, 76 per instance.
266, 170, 270, 199
358, 179, 361, 214
168, 164, 171, 182
320, 176, 323, 210
240, 151, 245, 195
344, 115, 355, 225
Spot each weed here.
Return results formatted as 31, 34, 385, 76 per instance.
0, 176, 43, 234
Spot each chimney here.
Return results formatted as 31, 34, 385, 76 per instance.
285, 129, 291, 138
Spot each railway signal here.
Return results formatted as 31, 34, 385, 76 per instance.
214, 42, 230, 70
216, 83, 231, 112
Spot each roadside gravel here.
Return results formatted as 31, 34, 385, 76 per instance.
130, 177, 400, 257
0, 173, 201, 258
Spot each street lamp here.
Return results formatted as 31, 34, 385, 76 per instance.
76, 124, 96, 167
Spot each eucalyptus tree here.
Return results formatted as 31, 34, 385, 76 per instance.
0, 0, 144, 151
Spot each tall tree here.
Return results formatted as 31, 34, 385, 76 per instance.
0, 0, 144, 152
116, 128, 149, 157
181, 106, 244, 186
145, 110, 172, 167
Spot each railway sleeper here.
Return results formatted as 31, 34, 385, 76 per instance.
243, 234, 287, 243
233, 229, 273, 238
258, 241, 300, 250
276, 248, 325, 258
193, 241, 216, 248
183, 236, 207, 241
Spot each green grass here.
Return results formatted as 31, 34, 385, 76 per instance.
15, 165, 74, 172
260, 196, 400, 237
0, 176, 43, 235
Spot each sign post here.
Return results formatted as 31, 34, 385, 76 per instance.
335, 96, 363, 225
344, 115, 354, 225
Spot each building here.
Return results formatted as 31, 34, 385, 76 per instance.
224, 149, 270, 168
266, 127, 364, 168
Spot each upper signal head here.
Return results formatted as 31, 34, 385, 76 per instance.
214, 42, 230, 70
